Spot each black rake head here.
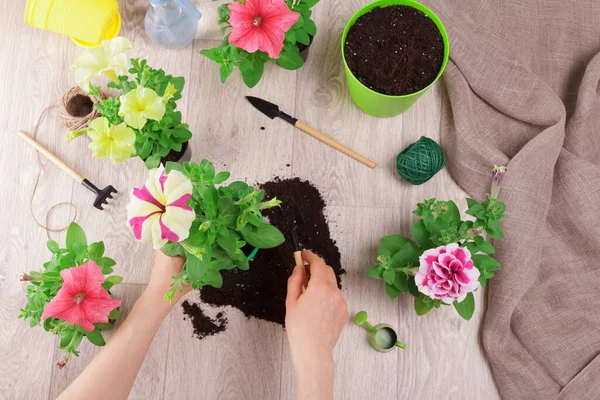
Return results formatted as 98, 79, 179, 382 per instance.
82, 179, 118, 210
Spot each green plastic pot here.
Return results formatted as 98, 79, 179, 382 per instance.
341, 0, 449, 117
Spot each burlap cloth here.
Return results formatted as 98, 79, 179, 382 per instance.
419, 1, 600, 398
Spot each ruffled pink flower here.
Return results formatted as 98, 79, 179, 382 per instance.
228, 0, 300, 59
415, 243, 480, 304
41, 261, 121, 332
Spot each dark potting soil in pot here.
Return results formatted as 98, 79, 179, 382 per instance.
183, 178, 345, 337
344, 5, 444, 96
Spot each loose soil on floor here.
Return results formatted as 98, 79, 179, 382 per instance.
344, 5, 444, 96
183, 178, 345, 337
182, 300, 228, 339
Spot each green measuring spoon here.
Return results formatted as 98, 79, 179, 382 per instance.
354, 311, 407, 352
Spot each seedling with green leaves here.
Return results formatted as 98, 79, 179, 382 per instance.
19, 223, 122, 368
201, 0, 320, 87
369, 192, 506, 321
161, 160, 285, 301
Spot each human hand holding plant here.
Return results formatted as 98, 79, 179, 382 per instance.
286, 251, 348, 400
146, 250, 191, 304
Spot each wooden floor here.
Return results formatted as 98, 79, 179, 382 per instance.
0, 1, 500, 399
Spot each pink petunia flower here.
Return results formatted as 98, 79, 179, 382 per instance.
127, 164, 195, 249
228, 0, 300, 59
415, 243, 480, 304
41, 261, 121, 332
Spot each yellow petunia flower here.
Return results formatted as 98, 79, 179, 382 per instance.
72, 37, 133, 92
162, 82, 178, 104
87, 117, 136, 163
118, 86, 166, 130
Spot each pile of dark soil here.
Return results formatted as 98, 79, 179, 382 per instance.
182, 300, 228, 339
344, 5, 444, 96
182, 178, 345, 336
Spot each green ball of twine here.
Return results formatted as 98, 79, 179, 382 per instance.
396, 136, 446, 185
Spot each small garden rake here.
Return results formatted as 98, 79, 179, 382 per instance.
18, 130, 117, 210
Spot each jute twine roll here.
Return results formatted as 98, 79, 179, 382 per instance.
29, 87, 103, 237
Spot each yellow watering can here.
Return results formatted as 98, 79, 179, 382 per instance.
24, 0, 121, 47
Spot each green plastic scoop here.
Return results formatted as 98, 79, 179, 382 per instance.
354, 311, 406, 352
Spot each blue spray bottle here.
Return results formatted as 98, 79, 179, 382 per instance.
145, 0, 202, 49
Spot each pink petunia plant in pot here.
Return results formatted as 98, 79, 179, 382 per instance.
368, 166, 507, 320
201, 0, 321, 87
19, 223, 123, 368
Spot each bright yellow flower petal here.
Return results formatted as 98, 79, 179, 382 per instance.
86, 117, 110, 141
72, 36, 132, 92
162, 82, 178, 104
119, 86, 165, 129
86, 117, 135, 163
110, 122, 136, 146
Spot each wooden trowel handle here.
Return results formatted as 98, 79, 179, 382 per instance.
18, 130, 85, 183
295, 120, 377, 169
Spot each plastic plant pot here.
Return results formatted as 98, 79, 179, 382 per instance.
24, 0, 121, 48
341, 0, 449, 117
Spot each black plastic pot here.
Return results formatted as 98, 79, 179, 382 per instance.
156, 141, 192, 165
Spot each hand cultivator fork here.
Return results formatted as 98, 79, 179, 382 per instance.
18, 130, 117, 210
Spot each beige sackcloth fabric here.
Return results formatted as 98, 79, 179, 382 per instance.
418, 1, 600, 398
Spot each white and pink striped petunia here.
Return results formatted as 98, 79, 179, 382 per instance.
126, 165, 195, 249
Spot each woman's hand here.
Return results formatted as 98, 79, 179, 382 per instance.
146, 250, 191, 303
285, 250, 348, 400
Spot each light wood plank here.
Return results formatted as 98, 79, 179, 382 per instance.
164, 291, 285, 400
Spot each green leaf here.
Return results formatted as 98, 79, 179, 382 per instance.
367, 266, 383, 279
219, 63, 234, 83
472, 254, 501, 272
390, 242, 418, 268
453, 292, 475, 320
108, 308, 120, 320
217, 233, 237, 255
241, 223, 285, 249
139, 140, 153, 159
145, 154, 161, 169
379, 235, 412, 255
46, 240, 60, 254
95, 322, 113, 331
59, 330, 74, 348
303, 18, 317, 35
96, 257, 117, 274
382, 269, 395, 285
239, 53, 266, 88
479, 241, 495, 254
277, 49, 304, 70
213, 171, 230, 185
296, 29, 311, 45
66, 223, 87, 252
414, 294, 434, 316
486, 219, 504, 239
85, 328, 106, 346
87, 242, 105, 259
186, 255, 208, 282
200, 48, 223, 63
203, 270, 223, 288
102, 275, 123, 290
411, 220, 434, 249
394, 273, 409, 292
385, 283, 401, 299
161, 242, 184, 257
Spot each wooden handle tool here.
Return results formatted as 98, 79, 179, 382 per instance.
18, 130, 85, 182
18, 130, 118, 210
295, 120, 377, 169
